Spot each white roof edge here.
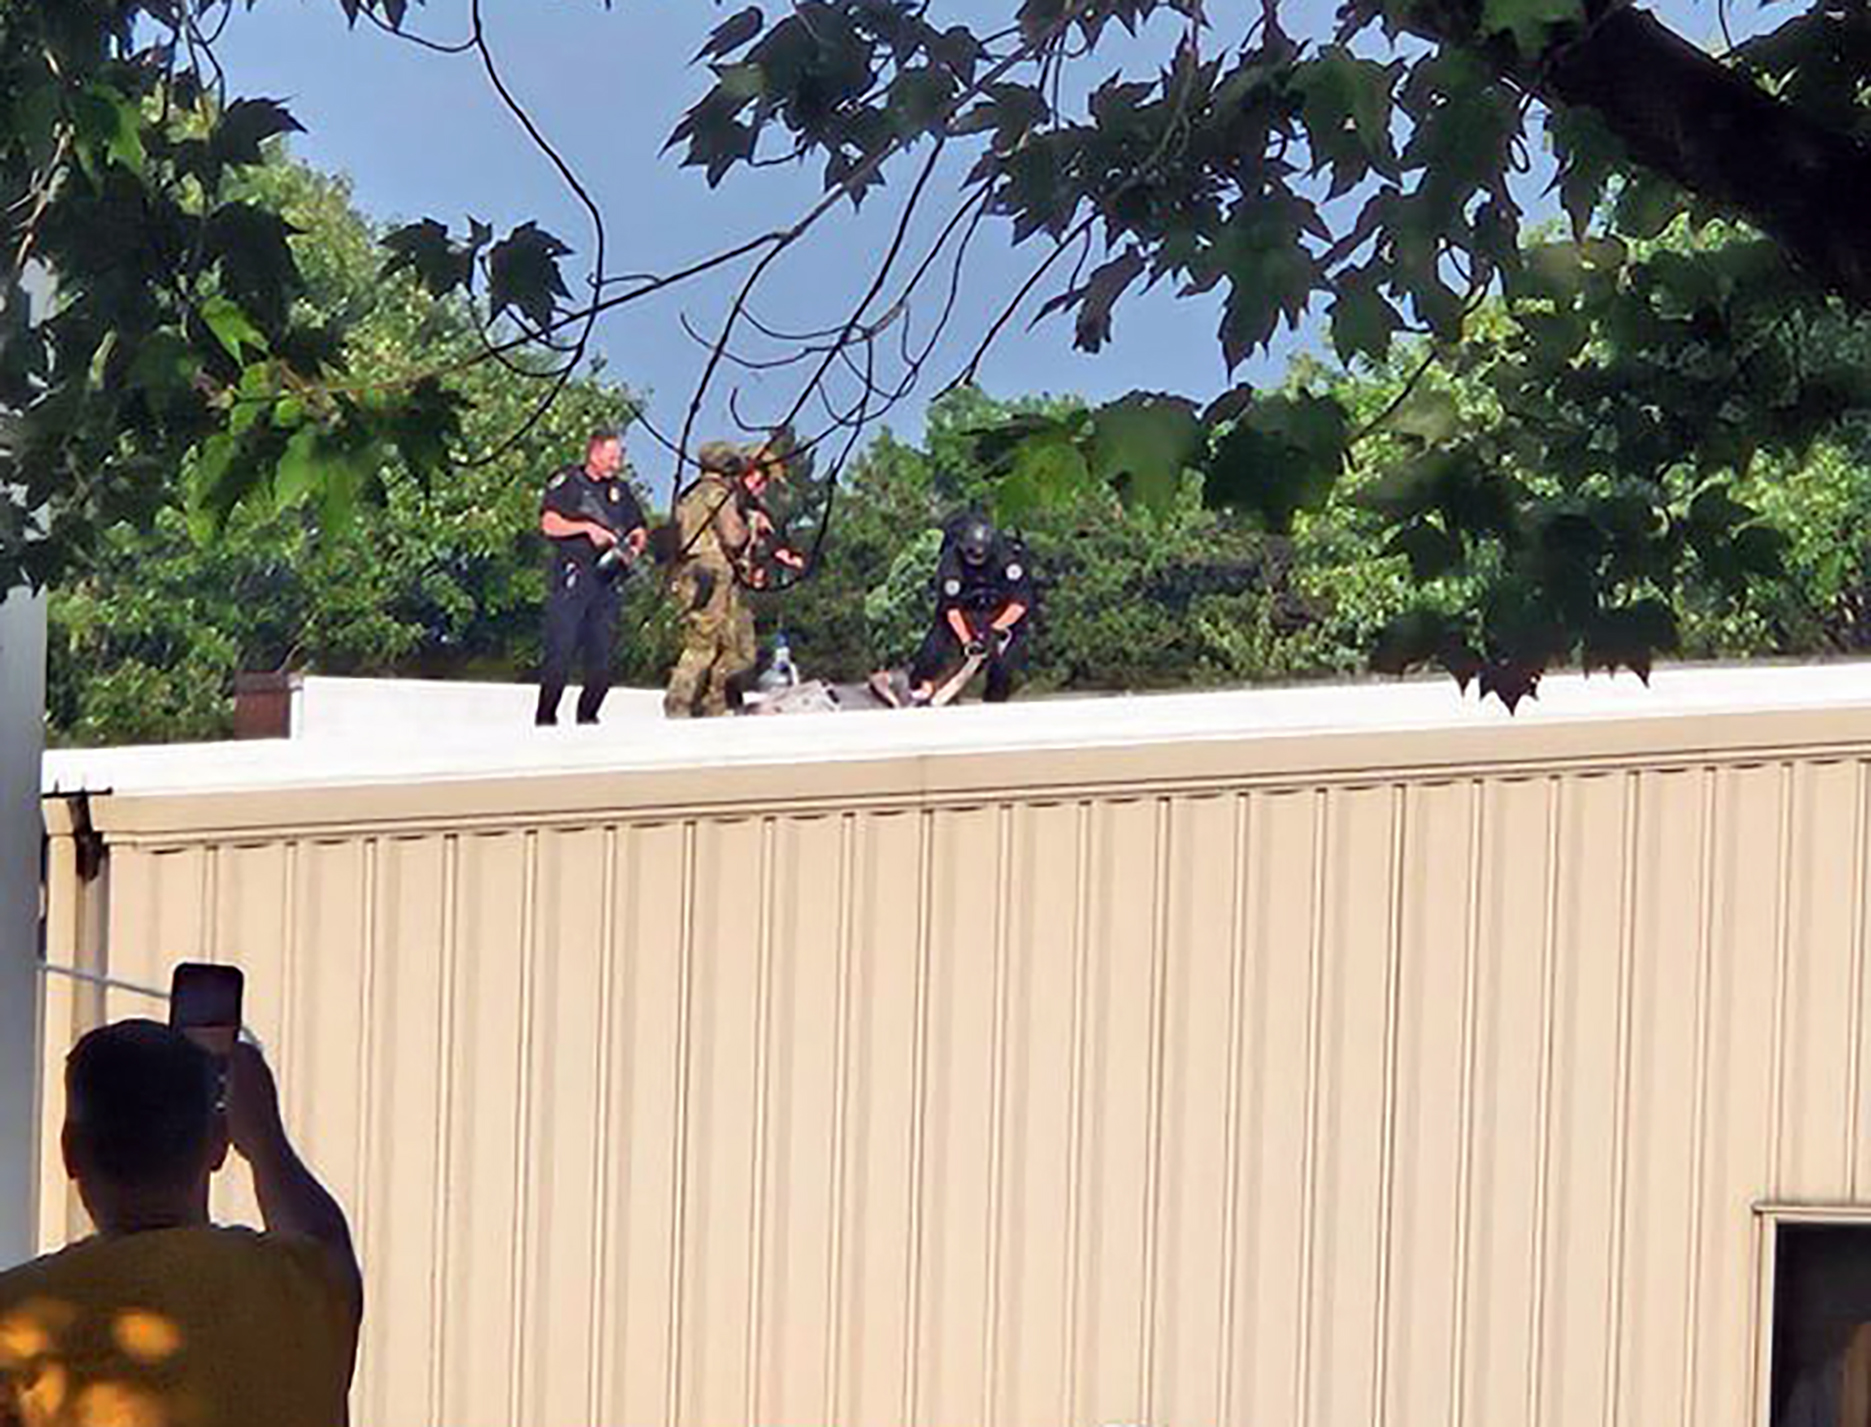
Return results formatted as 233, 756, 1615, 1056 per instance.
39, 659, 1871, 800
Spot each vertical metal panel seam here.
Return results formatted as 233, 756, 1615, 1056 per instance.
1845, 761, 1869, 1199
982, 802, 1016, 1427
662, 821, 700, 1427
586, 826, 621, 1426
1448, 781, 1488, 1427
1139, 796, 1174, 1418
822, 814, 857, 1427
1216, 792, 1253, 1427
95, 850, 112, 1011
428, 835, 460, 1427
280, 842, 300, 1155
1600, 773, 1641, 1427
900, 809, 936, 1427
136, 846, 156, 974
1750, 1214, 1779, 1427
351, 838, 381, 1413
1372, 783, 1409, 1427
108, 848, 139, 1010
508, 830, 542, 1427
1525, 777, 1565, 1427
1680, 767, 1720, 1427
1060, 801, 1093, 1427
1768, 763, 1795, 1200
199, 841, 218, 959
36, 833, 70, 1250
1293, 789, 1331, 1427
744, 817, 779, 1427
47, 832, 89, 1243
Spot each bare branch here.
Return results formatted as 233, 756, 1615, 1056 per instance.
360, 6, 479, 56
952, 214, 1097, 389
452, 0, 607, 468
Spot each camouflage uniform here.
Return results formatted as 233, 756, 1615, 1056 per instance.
664, 445, 758, 718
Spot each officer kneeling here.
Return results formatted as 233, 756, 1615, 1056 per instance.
908, 513, 1034, 705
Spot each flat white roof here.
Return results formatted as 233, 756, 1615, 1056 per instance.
40, 660, 1871, 799
288, 676, 666, 739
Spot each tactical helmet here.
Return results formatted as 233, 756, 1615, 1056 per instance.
696, 440, 749, 476
957, 515, 995, 566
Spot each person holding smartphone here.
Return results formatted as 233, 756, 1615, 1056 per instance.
0, 1021, 362, 1427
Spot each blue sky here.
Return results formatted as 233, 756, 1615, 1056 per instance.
216, 0, 1749, 483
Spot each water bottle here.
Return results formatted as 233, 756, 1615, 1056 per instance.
770, 633, 799, 689
758, 634, 799, 697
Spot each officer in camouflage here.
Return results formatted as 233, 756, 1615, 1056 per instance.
663, 441, 805, 718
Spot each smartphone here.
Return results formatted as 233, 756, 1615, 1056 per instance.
170, 963, 244, 1060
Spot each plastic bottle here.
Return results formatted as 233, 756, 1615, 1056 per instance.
771, 634, 799, 688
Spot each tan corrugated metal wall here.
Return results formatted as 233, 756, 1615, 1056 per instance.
36, 713, 1871, 1426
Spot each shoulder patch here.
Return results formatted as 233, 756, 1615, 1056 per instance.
943, 578, 962, 597
1005, 562, 1024, 582
548, 472, 567, 489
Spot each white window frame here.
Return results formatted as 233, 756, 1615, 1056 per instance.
1753, 1202, 1871, 1427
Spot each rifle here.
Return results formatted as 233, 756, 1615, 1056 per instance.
863, 649, 983, 710
568, 480, 645, 586
720, 453, 809, 587
663, 445, 808, 589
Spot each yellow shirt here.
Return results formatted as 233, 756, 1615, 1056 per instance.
0, 1228, 358, 1427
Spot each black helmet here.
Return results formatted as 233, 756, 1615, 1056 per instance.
957, 516, 995, 566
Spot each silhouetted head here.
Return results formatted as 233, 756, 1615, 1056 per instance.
62, 1020, 228, 1235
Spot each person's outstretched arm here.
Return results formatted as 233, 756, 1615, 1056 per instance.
226, 1043, 364, 1325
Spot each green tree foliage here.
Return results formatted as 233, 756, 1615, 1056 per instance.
43, 158, 660, 745
776, 257, 1871, 707
50, 292, 1871, 745
662, 0, 1871, 701
772, 386, 1379, 692
1675, 443, 1871, 661
0, 5, 484, 589
14, 0, 1871, 704
1279, 219, 1871, 703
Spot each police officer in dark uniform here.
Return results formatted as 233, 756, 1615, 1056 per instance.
908, 512, 1035, 704
535, 428, 648, 726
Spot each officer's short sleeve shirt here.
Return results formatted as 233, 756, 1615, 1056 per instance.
998, 540, 1034, 604
543, 466, 646, 565
936, 540, 1033, 613
541, 465, 585, 522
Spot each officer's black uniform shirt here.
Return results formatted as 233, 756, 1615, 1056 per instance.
541, 464, 647, 572
934, 534, 1033, 616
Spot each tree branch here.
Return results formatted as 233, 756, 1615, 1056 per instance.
1531, 7, 1871, 305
